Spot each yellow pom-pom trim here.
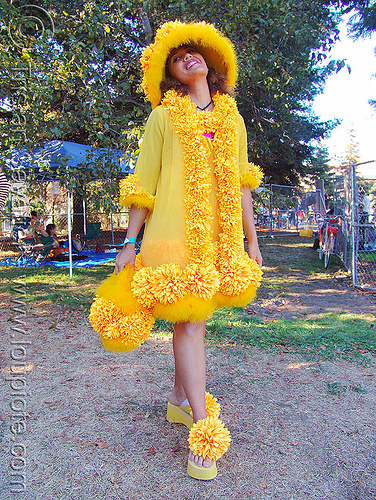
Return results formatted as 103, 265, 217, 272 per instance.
89, 297, 154, 352
188, 416, 231, 461
89, 297, 122, 336
240, 163, 263, 190
205, 393, 221, 419
131, 266, 156, 308
119, 174, 155, 210
184, 263, 220, 301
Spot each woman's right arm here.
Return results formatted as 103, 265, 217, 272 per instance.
115, 108, 165, 274
114, 205, 148, 274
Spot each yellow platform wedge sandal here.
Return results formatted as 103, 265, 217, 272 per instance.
187, 416, 231, 481
166, 391, 220, 429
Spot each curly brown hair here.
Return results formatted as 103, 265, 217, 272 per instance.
160, 67, 235, 101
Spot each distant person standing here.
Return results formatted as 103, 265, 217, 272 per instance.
359, 194, 371, 250
288, 207, 296, 229
30, 211, 48, 243
358, 202, 368, 250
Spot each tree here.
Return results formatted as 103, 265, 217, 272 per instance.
303, 143, 334, 182
343, 125, 361, 167
348, 1, 376, 110
0, 0, 372, 187
348, 0, 376, 37
1, 0, 147, 231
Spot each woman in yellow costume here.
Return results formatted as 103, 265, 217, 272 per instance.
89, 20, 263, 480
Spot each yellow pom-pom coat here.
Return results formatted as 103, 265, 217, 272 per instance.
89, 90, 263, 351
90, 20, 263, 351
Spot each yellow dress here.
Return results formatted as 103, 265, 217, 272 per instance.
89, 91, 263, 351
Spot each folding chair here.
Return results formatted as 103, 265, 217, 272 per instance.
12, 217, 31, 241
11, 240, 46, 266
82, 222, 101, 252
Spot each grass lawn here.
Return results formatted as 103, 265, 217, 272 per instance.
1, 236, 375, 364
358, 251, 376, 262
154, 308, 375, 366
0, 264, 113, 312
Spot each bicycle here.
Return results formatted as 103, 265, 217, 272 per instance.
313, 213, 341, 269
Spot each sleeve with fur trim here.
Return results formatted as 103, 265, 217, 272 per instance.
119, 107, 164, 210
237, 114, 263, 190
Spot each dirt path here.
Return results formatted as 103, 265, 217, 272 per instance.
250, 270, 376, 321
250, 238, 376, 321
1, 239, 375, 500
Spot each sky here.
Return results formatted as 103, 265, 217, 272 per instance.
312, 18, 376, 179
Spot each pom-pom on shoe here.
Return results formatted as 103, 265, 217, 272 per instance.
166, 392, 221, 429
187, 416, 231, 480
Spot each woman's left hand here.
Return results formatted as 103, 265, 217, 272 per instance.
241, 186, 263, 267
248, 240, 263, 267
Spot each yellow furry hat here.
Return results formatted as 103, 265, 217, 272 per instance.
141, 20, 238, 109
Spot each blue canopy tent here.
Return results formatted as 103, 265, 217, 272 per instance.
2, 140, 132, 277
4, 140, 131, 180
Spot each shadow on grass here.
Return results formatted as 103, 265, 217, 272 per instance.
0, 264, 113, 312
256, 236, 347, 304
154, 309, 375, 366
205, 308, 375, 366
259, 236, 343, 274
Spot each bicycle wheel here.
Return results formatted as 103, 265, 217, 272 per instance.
319, 226, 327, 261
324, 233, 335, 269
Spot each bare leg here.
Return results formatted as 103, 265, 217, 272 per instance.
169, 321, 212, 468
169, 365, 187, 406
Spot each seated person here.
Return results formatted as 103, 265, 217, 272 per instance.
40, 224, 87, 261
40, 223, 66, 258
18, 211, 48, 244
30, 211, 48, 243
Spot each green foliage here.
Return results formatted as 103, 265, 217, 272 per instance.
327, 381, 368, 395
344, 125, 361, 166
348, 0, 376, 38
1, 0, 372, 186
0, 0, 149, 150
304, 143, 334, 183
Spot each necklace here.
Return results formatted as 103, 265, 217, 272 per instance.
196, 98, 213, 111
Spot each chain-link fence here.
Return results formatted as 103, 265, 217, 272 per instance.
0, 174, 136, 262
2, 171, 375, 290
1, 182, 320, 258
332, 164, 376, 291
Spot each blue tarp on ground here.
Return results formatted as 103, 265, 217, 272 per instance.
0, 251, 117, 268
